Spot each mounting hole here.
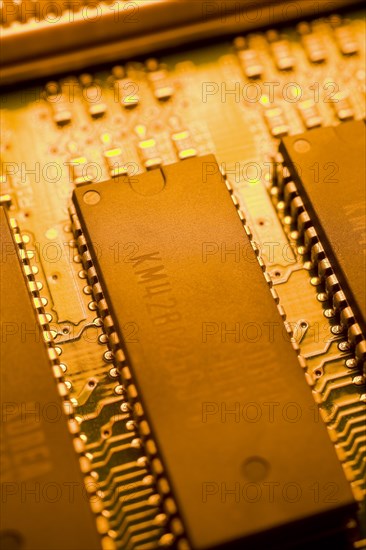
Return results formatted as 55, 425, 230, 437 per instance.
83, 190, 101, 205
0, 530, 24, 550
293, 138, 311, 153
242, 456, 270, 482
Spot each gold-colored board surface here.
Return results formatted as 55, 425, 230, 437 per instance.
1, 11, 365, 547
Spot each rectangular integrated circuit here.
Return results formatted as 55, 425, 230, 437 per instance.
72, 156, 356, 549
0, 207, 101, 550
279, 121, 366, 366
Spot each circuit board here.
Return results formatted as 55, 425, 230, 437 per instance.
1, 7, 365, 550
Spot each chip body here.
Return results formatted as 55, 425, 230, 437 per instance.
72, 156, 356, 549
280, 121, 366, 366
0, 207, 101, 550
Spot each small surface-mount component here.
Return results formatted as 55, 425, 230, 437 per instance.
79, 74, 107, 118
171, 130, 197, 160
112, 65, 139, 109
0, 207, 101, 550
279, 121, 366, 366
332, 91, 355, 121
69, 156, 93, 186
0, 193, 11, 207
138, 137, 162, 169
45, 81, 72, 126
266, 30, 295, 71
298, 23, 327, 63
104, 148, 128, 178
264, 105, 289, 137
72, 155, 356, 550
146, 58, 174, 101
333, 23, 359, 55
234, 36, 263, 79
297, 98, 322, 129
100, 132, 128, 178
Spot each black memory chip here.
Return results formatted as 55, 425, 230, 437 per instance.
72, 155, 356, 549
0, 207, 101, 550
280, 120, 366, 336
